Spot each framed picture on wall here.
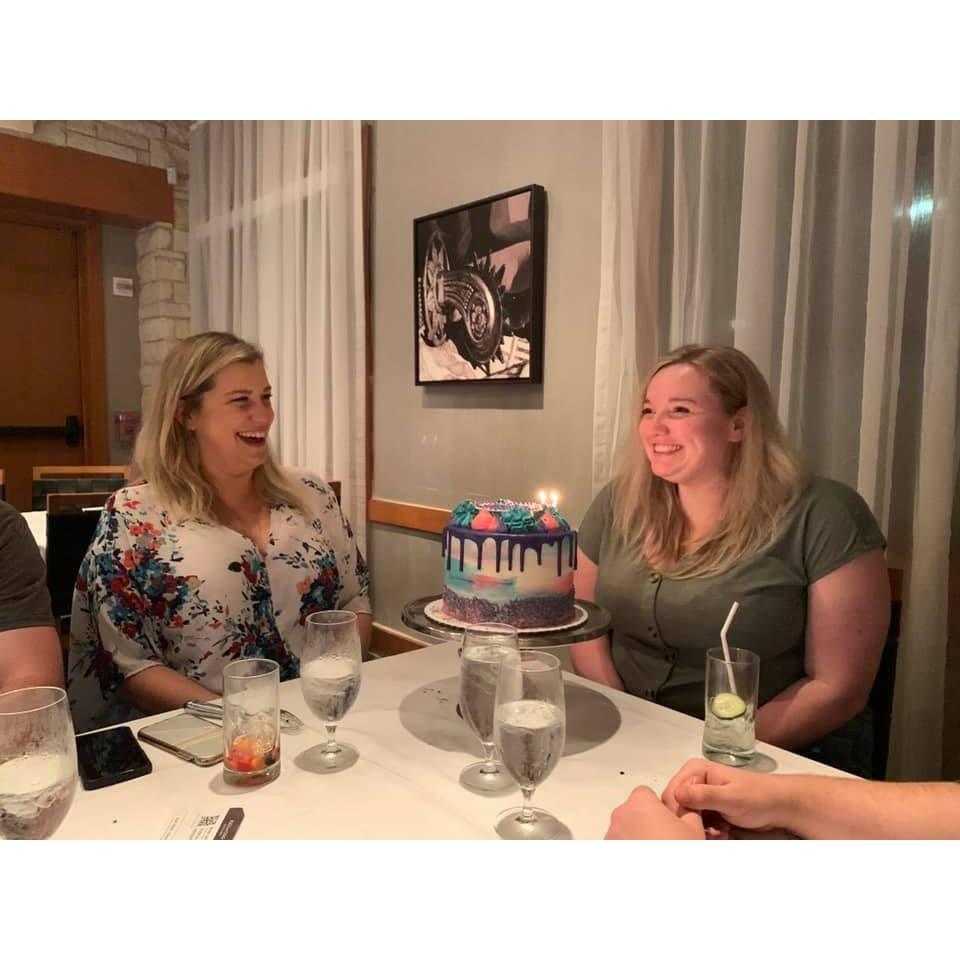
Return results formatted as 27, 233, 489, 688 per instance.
414, 184, 546, 384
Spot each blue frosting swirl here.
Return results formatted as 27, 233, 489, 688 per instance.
448, 498, 571, 533
449, 500, 479, 529
501, 507, 535, 532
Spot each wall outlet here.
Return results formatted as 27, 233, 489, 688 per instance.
112, 277, 135, 298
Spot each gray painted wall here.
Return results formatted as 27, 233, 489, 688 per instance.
369, 121, 603, 639
101, 225, 142, 465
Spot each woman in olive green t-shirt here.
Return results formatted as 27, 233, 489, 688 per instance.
571, 345, 890, 777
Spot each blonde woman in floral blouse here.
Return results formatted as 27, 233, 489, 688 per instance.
67, 332, 370, 733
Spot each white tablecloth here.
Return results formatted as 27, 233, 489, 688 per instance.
22, 510, 47, 558
56, 643, 843, 840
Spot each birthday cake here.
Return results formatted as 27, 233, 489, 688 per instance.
441, 498, 578, 629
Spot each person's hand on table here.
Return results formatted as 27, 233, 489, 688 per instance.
605, 786, 706, 840
661, 758, 793, 837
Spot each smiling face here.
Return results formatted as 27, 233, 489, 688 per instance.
183, 359, 274, 479
638, 363, 743, 489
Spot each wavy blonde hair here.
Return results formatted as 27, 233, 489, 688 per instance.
611, 344, 808, 578
133, 331, 308, 522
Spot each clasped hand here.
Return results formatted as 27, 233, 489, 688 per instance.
605, 759, 786, 840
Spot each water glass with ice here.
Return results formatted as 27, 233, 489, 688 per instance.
458, 623, 519, 793
301, 610, 363, 771
493, 650, 566, 840
0, 687, 78, 839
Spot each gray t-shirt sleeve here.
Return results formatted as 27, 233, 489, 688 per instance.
802, 479, 887, 583
0, 504, 54, 631
578, 483, 615, 563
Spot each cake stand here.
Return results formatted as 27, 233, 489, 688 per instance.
400, 595, 611, 650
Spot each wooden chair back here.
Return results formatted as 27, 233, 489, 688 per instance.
32, 465, 129, 511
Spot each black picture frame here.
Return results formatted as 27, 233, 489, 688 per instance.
413, 184, 546, 384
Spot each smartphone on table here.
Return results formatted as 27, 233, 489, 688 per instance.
137, 714, 224, 766
76, 726, 153, 790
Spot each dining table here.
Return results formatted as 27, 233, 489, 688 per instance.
55, 641, 846, 840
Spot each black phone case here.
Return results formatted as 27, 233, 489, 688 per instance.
76, 729, 153, 790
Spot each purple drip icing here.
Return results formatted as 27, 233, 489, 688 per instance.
445, 527, 576, 576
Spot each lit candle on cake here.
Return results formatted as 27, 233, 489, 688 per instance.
550, 491, 559, 509
537, 489, 547, 507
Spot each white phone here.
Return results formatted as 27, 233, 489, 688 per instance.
138, 713, 223, 766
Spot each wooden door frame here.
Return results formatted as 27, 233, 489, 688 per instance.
0, 204, 109, 464
0, 132, 174, 226
0, 131, 174, 469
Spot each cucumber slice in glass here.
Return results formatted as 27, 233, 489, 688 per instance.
710, 692, 747, 720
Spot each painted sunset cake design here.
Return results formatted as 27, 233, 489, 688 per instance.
441, 498, 578, 628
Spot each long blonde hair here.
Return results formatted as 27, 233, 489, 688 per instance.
133, 331, 308, 522
611, 344, 808, 578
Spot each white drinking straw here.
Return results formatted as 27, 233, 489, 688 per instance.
719, 601, 740, 695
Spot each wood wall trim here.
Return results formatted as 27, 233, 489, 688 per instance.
0, 132, 174, 225
367, 497, 448, 535
362, 122, 373, 507
370, 623, 428, 658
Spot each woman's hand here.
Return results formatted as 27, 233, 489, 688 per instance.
605, 785, 706, 840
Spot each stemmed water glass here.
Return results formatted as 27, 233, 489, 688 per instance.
300, 610, 363, 771
458, 623, 519, 793
493, 651, 566, 840
0, 687, 78, 840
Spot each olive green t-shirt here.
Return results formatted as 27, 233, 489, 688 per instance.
579, 477, 886, 717
0, 501, 54, 632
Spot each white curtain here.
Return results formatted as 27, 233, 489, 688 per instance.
593, 119, 960, 779
890, 122, 960, 779
189, 121, 367, 542
592, 121, 663, 496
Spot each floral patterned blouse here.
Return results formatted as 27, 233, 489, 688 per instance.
67, 472, 370, 733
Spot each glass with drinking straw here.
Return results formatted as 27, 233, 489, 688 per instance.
702, 601, 760, 766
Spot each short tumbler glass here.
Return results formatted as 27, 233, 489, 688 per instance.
222, 658, 281, 786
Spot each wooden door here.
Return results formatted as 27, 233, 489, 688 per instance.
0, 216, 95, 511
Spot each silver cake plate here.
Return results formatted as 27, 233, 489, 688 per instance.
423, 599, 589, 635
